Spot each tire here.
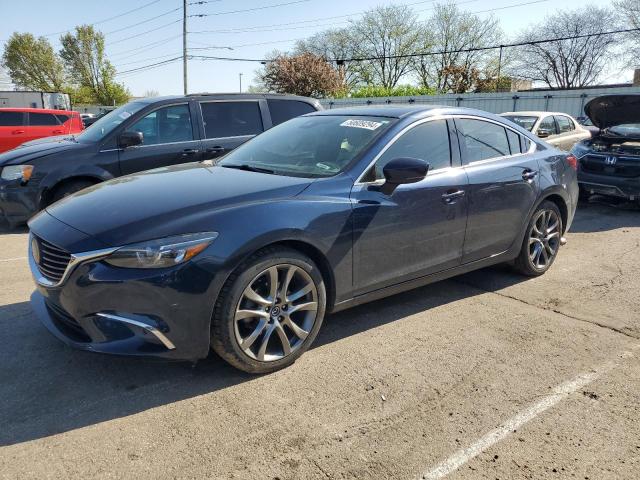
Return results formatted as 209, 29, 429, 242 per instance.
50, 179, 97, 204
514, 200, 563, 277
211, 247, 327, 374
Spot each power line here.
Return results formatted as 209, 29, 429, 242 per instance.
116, 56, 184, 76
104, 7, 182, 36
109, 34, 183, 59
190, 0, 311, 18
106, 19, 182, 46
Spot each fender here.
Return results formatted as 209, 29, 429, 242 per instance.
37, 165, 116, 208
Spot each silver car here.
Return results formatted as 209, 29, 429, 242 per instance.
500, 111, 591, 151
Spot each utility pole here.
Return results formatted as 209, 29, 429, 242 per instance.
183, 0, 188, 95
239, 73, 243, 93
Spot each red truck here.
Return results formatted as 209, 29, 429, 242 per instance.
0, 108, 84, 153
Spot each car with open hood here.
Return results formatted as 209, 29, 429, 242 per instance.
0, 93, 321, 227
27, 105, 578, 373
572, 95, 640, 204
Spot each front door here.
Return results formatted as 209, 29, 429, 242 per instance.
351, 119, 469, 295
119, 103, 202, 175
455, 117, 541, 263
0, 111, 27, 152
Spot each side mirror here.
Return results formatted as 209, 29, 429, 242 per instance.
537, 129, 552, 139
380, 157, 429, 195
118, 131, 143, 148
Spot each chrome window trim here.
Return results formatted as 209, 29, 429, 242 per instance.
95, 313, 176, 350
29, 234, 119, 288
355, 114, 537, 185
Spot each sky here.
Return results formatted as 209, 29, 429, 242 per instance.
0, 0, 626, 97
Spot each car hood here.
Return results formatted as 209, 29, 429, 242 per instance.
45, 162, 314, 247
584, 95, 640, 129
0, 138, 83, 166
19, 134, 78, 148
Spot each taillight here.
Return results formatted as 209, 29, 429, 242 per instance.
566, 154, 578, 170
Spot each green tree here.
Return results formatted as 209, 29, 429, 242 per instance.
2, 33, 66, 91
60, 25, 130, 105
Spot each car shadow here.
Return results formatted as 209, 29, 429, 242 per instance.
0, 220, 28, 235
0, 275, 510, 447
570, 197, 640, 233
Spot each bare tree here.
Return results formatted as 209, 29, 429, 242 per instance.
614, 0, 640, 68
143, 89, 160, 98
510, 6, 621, 88
349, 5, 421, 89
414, 2, 503, 92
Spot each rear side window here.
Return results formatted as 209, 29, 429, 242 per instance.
0, 111, 26, 126
55, 114, 71, 124
456, 119, 510, 162
29, 113, 60, 126
555, 115, 574, 133
200, 101, 263, 138
267, 99, 317, 126
506, 129, 522, 154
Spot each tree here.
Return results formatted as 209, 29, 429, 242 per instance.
144, 89, 160, 98
614, 0, 640, 67
414, 2, 504, 92
60, 25, 129, 105
510, 6, 621, 88
348, 5, 421, 89
258, 53, 344, 97
2, 33, 66, 91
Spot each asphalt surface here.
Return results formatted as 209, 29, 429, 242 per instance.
0, 199, 639, 480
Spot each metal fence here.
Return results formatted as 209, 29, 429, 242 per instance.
319, 86, 640, 117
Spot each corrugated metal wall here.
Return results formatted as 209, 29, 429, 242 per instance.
320, 86, 640, 117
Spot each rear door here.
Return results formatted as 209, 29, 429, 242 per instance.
0, 111, 27, 152
456, 117, 540, 263
27, 112, 65, 142
118, 102, 202, 175
198, 100, 266, 161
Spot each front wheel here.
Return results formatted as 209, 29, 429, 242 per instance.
211, 247, 326, 374
514, 201, 563, 277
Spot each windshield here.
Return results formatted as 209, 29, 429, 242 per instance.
606, 123, 640, 136
502, 115, 538, 132
217, 115, 394, 178
76, 102, 146, 143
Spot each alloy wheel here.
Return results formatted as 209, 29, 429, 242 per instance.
234, 264, 319, 362
528, 209, 561, 270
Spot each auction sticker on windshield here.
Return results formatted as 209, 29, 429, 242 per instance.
340, 119, 384, 130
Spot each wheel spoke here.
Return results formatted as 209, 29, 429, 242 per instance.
243, 286, 271, 306
240, 318, 268, 350
540, 246, 549, 266
547, 219, 559, 234
267, 266, 279, 301
235, 309, 269, 321
289, 301, 317, 314
274, 323, 291, 356
287, 283, 313, 303
279, 265, 296, 300
281, 316, 309, 340
257, 322, 277, 361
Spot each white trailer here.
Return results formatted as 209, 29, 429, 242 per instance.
0, 91, 72, 110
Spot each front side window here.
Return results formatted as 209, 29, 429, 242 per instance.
76, 102, 147, 143
456, 118, 510, 162
218, 115, 393, 178
371, 120, 451, 180
127, 104, 193, 146
538, 116, 557, 135
29, 113, 60, 126
268, 99, 317, 126
200, 101, 263, 138
555, 115, 574, 133
0, 111, 25, 126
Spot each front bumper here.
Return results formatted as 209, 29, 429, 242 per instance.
578, 170, 640, 200
0, 179, 40, 226
28, 215, 225, 361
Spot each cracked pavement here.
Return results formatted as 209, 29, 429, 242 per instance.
0, 199, 639, 479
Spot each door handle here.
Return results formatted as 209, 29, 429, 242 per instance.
12, 130, 24, 134
181, 148, 200, 157
522, 169, 538, 181
205, 146, 226, 155
441, 189, 465, 204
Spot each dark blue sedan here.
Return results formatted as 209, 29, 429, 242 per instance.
27, 106, 578, 373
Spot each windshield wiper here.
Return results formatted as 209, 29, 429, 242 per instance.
220, 164, 276, 174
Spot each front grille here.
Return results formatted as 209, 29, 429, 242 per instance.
581, 154, 640, 178
33, 236, 72, 283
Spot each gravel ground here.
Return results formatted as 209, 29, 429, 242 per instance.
0, 199, 638, 480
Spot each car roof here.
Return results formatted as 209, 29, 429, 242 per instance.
309, 104, 506, 119
0, 107, 76, 114
133, 93, 320, 104
501, 111, 575, 117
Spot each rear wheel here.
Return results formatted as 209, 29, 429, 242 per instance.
514, 201, 563, 277
211, 247, 326, 374
50, 179, 97, 204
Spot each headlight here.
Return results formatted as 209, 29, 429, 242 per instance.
103, 232, 218, 269
1, 165, 34, 182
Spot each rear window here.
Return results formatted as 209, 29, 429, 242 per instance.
29, 113, 60, 126
0, 111, 25, 126
502, 115, 537, 132
267, 99, 317, 126
200, 101, 263, 138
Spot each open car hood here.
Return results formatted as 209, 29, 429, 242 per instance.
584, 95, 640, 129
